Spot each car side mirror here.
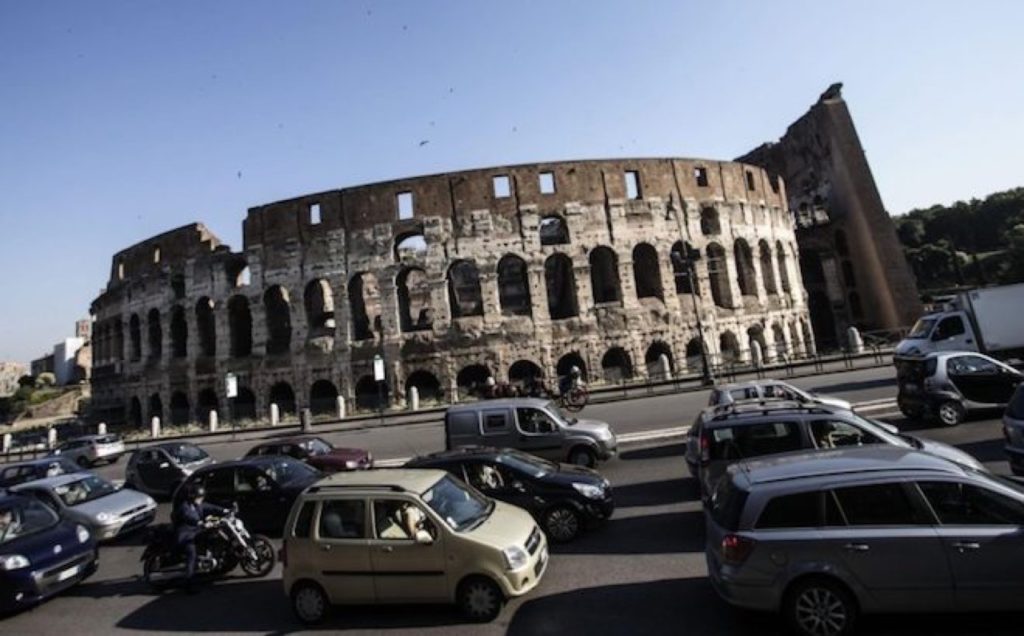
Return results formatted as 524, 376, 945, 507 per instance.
415, 529, 434, 545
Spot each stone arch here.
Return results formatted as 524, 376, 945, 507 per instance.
129, 313, 142, 361
129, 396, 143, 428
406, 370, 443, 404
196, 388, 218, 422
670, 241, 698, 295
508, 360, 544, 389
776, 240, 791, 294
601, 347, 634, 383
719, 331, 741, 364
747, 324, 768, 364
169, 391, 190, 426
228, 295, 252, 357
309, 379, 339, 416
304, 279, 335, 337
448, 260, 484, 318
700, 207, 721, 236
539, 214, 569, 245
195, 297, 216, 357
147, 308, 162, 360
685, 337, 704, 373
589, 246, 621, 304
544, 253, 578, 319
633, 243, 664, 301
394, 231, 427, 261
349, 272, 380, 341
706, 243, 732, 308
758, 240, 778, 295
789, 320, 802, 357
355, 375, 387, 410
644, 341, 674, 379
269, 382, 296, 416
234, 387, 257, 421
556, 352, 588, 382
225, 257, 250, 288
397, 267, 433, 332
497, 254, 531, 316
263, 285, 292, 355
456, 364, 491, 398
170, 305, 188, 358
148, 393, 163, 423
801, 320, 816, 356
734, 239, 756, 297
772, 323, 788, 359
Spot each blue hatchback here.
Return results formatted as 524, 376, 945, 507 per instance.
0, 493, 98, 614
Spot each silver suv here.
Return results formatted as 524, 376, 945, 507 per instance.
706, 446, 1024, 636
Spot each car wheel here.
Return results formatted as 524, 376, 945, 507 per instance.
569, 446, 596, 468
241, 535, 276, 577
543, 505, 582, 543
785, 577, 857, 636
937, 400, 965, 426
76, 456, 91, 468
292, 581, 329, 625
458, 576, 504, 623
898, 403, 922, 420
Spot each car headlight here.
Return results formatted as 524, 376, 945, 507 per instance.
573, 483, 604, 499
0, 554, 30, 570
76, 524, 91, 544
345, 460, 358, 470
502, 545, 528, 571
96, 512, 112, 524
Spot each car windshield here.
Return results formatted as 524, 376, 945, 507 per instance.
263, 458, 318, 485
545, 402, 573, 425
0, 498, 60, 545
422, 474, 492, 532
304, 438, 333, 455
844, 413, 908, 447
497, 450, 557, 478
54, 474, 117, 507
907, 318, 936, 339
165, 444, 208, 464
95, 435, 120, 445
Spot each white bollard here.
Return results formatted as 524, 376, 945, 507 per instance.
658, 353, 672, 381
751, 341, 764, 367
208, 410, 218, 433
408, 386, 420, 411
847, 326, 864, 354
270, 403, 280, 427
97, 422, 107, 436
150, 416, 161, 439
2, 433, 11, 453
47, 428, 58, 449
336, 396, 346, 420
451, 380, 460, 403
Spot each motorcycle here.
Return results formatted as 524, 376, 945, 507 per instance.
140, 508, 276, 589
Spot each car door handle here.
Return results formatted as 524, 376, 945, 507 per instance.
380, 545, 394, 553
843, 543, 870, 552
952, 541, 981, 552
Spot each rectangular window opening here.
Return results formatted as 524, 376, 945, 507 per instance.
746, 170, 756, 191
769, 175, 780, 193
695, 166, 708, 187
309, 203, 321, 225
539, 172, 556, 194
493, 175, 511, 198
397, 191, 414, 220
624, 171, 641, 200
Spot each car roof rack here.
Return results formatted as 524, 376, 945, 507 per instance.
709, 400, 832, 422
305, 484, 408, 494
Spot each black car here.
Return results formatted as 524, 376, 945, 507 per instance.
0, 457, 84, 489
172, 456, 320, 535
404, 446, 614, 542
125, 442, 214, 498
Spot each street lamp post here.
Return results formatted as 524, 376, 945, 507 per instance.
673, 246, 715, 386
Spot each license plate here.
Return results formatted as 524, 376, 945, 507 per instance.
57, 564, 80, 582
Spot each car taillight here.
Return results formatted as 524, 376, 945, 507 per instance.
700, 431, 710, 462
721, 534, 756, 565
279, 543, 287, 567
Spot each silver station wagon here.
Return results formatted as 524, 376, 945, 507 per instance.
706, 446, 1024, 636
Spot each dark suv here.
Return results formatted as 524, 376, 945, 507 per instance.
405, 447, 613, 542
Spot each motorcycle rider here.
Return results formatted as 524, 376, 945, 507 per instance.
559, 365, 584, 396
172, 484, 228, 592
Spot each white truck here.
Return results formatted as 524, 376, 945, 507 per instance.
895, 283, 1024, 360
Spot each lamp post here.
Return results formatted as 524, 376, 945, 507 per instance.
673, 246, 715, 386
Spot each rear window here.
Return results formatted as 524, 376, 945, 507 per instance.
707, 421, 804, 461
896, 357, 937, 381
756, 492, 820, 529
709, 477, 749, 531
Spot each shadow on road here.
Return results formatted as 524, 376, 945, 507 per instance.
956, 437, 1006, 464
896, 408, 1001, 433
620, 443, 686, 461
612, 477, 699, 507
809, 376, 895, 394
552, 510, 704, 555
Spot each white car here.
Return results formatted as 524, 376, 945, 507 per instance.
707, 379, 851, 411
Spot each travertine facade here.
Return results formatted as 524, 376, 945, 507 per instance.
90, 158, 812, 427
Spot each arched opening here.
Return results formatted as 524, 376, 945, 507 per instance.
355, 375, 388, 411
148, 393, 163, 423
269, 382, 297, 416
808, 291, 836, 349
129, 314, 142, 361
448, 261, 484, 318
169, 392, 190, 426
406, 370, 442, 404
497, 254, 531, 316
234, 388, 257, 421
719, 331, 741, 364
195, 297, 216, 357
835, 229, 849, 256
670, 241, 699, 295
456, 364, 491, 398
304, 279, 335, 337
170, 306, 188, 358
601, 347, 634, 383
734, 239, 757, 298
228, 295, 252, 357
309, 379, 339, 416
748, 324, 769, 364
263, 286, 292, 355
349, 272, 380, 341
394, 232, 428, 261
225, 258, 250, 288
589, 246, 621, 304
801, 320, 816, 356
800, 252, 826, 285
772, 323, 788, 359
147, 308, 162, 360
544, 253, 578, 319
644, 342, 674, 380
776, 241, 791, 294
700, 207, 721, 236
789, 320, 802, 357
685, 337, 704, 373
129, 396, 143, 428
397, 267, 433, 332
196, 389, 218, 422
759, 240, 778, 295
556, 352, 588, 382
842, 261, 857, 288
633, 243, 663, 301
706, 243, 732, 308
849, 292, 863, 320
508, 360, 544, 390
539, 215, 569, 246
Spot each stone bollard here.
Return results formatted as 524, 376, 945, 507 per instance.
751, 341, 764, 367
847, 326, 864, 354
97, 422, 107, 436
301, 408, 312, 433
150, 416, 161, 439
2, 433, 11, 454
657, 353, 672, 381
270, 403, 280, 427
336, 396, 346, 420
47, 428, 58, 449
208, 410, 218, 433
450, 380, 460, 403
408, 386, 420, 411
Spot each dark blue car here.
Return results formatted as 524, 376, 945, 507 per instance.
0, 493, 98, 614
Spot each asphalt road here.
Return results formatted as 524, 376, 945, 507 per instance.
4, 366, 1021, 635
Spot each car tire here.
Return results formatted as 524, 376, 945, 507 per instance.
457, 576, 504, 623
898, 403, 922, 420
76, 456, 91, 468
569, 446, 597, 468
936, 400, 965, 427
543, 505, 582, 543
784, 577, 857, 636
292, 581, 329, 625
241, 535, 276, 577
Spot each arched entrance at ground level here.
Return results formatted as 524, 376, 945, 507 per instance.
808, 291, 837, 350
169, 392, 190, 426
310, 380, 339, 417
601, 347, 634, 383
233, 388, 257, 421
405, 370, 443, 404
801, 321, 816, 356
148, 394, 163, 424
355, 375, 388, 411
196, 389, 218, 422
556, 352, 588, 383
456, 364, 491, 398
747, 325, 768, 365
789, 321, 803, 357
644, 342, 674, 380
269, 382, 297, 416
129, 397, 143, 428
772, 323, 788, 359
508, 360, 544, 390
685, 337, 704, 373
719, 331, 741, 364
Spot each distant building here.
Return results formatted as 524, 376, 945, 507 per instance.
54, 338, 86, 386
31, 354, 55, 377
0, 362, 27, 397
75, 319, 92, 340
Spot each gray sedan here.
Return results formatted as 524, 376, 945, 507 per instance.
12, 473, 157, 541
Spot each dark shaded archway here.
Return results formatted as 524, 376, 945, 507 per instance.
670, 241, 699, 295
456, 364, 491, 398
406, 370, 443, 404
169, 392, 190, 426
601, 347, 634, 383
589, 246, 621, 304
497, 254, 531, 316
685, 337, 704, 373
129, 314, 142, 361
397, 267, 433, 332
196, 389, 218, 422
808, 291, 837, 350
776, 241, 791, 294
263, 286, 292, 355
269, 382, 297, 416
556, 352, 588, 382
758, 240, 777, 295
700, 207, 721, 236
304, 279, 335, 338
170, 306, 188, 358
644, 342, 674, 379
129, 396, 143, 428
233, 388, 257, 421
719, 331, 741, 364
508, 360, 544, 389
148, 393, 163, 423
734, 239, 756, 298
633, 243, 663, 301
706, 243, 732, 308
228, 295, 252, 357
147, 308, 162, 360
448, 261, 484, 318
310, 380, 339, 416
349, 272, 380, 341
195, 297, 216, 357
544, 253, 578, 319
355, 375, 387, 410
539, 215, 569, 245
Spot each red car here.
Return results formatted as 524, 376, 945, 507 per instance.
244, 436, 372, 472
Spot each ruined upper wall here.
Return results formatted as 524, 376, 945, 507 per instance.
106, 223, 223, 288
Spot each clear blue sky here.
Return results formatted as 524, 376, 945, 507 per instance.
1, 1, 1022, 364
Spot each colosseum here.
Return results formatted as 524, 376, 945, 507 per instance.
89, 157, 813, 428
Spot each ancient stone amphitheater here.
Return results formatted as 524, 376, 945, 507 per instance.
90, 158, 812, 427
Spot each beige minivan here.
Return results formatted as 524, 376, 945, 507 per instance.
281, 468, 549, 624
